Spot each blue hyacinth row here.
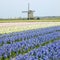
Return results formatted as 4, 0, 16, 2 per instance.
0, 26, 60, 60
0, 26, 60, 45
0, 31, 60, 59
15, 40, 60, 60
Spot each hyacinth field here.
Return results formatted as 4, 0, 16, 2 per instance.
0, 26, 60, 60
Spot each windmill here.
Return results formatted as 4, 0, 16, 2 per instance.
22, 3, 35, 20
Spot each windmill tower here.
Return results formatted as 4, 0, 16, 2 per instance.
22, 3, 35, 20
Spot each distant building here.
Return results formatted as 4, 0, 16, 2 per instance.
22, 3, 35, 20
28, 10, 34, 19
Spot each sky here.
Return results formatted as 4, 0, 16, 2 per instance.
0, 0, 60, 18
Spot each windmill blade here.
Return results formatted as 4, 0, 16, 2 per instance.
28, 3, 30, 11
22, 11, 28, 13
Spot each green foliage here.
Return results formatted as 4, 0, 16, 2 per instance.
0, 19, 60, 23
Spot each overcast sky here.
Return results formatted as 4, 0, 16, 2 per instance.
0, 0, 60, 18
